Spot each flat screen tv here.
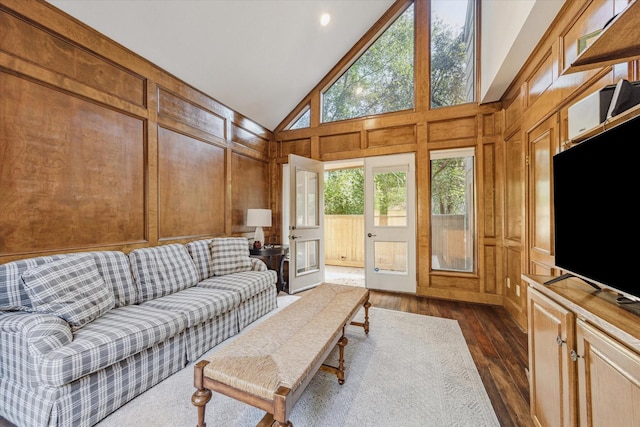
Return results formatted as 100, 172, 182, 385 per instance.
552, 113, 640, 305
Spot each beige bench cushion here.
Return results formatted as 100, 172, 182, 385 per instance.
203, 283, 367, 401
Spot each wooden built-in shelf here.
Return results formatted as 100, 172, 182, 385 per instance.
563, 101, 640, 147
563, 0, 640, 75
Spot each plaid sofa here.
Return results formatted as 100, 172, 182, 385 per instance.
0, 238, 277, 427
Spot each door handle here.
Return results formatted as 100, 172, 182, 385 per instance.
367, 233, 377, 238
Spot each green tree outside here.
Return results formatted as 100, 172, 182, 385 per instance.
324, 168, 407, 218
322, 5, 414, 123
431, 158, 467, 215
431, 17, 468, 108
324, 168, 364, 215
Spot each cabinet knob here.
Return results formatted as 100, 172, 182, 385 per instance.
556, 336, 566, 346
570, 349, 581, 362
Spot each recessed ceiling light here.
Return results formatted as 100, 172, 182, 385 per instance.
320, 13, 331, 27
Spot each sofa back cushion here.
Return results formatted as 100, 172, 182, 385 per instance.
185, 239, 214, 281
128, 244, 199, 303
0, 251, 137, 312
90, 251, 138, 308
210, 237, 252, 276
21, 254, 115, 331
0, 254, 68, 311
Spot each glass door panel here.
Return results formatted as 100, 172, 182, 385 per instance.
295, 240, 320, 275
373, 241, 408, 274
296, 170, 318, 227
373, 170, 407, 227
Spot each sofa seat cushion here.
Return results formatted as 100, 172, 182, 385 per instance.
39, 304, 187, 387
142, 287, 240, 327
197, 270, 277, 301
128, 244, 199, 303
21, 254, 115, 331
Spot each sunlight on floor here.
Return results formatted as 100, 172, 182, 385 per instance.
325, 265, 365, 287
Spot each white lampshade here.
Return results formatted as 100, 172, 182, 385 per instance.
246, 209, 272, 247
246, 209, 272, 227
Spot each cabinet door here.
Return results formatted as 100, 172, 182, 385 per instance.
576, 319, 640, 427
526, 115, 559, 274
528, 287, 576, 427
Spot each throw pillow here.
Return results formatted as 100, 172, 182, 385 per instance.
21, 254, 115, 331
209, 237, 252, 276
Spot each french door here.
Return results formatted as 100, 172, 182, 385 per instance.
283, 153, 415, 293
287, 154, 325, 293
364, 153, 416, 293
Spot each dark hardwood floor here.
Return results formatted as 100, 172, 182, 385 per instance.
367, 290, 534, 427
1, 290, 533, 427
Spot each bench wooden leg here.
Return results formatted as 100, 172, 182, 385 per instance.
272, 385, 294, 427
320, 326, 349, 384
350, 299, 371, 335
258, 413, 293, 427
192, 360, 212, 427
337, 334, 348, 384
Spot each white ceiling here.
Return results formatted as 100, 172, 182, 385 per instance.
48, 0, 565, 131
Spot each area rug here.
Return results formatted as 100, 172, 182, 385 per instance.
96, 295, 499, 427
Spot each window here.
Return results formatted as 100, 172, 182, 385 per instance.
430, 0, 476, 108
288, 107, 310, 130
430, 148, 475, 272
321, 4, 414, 123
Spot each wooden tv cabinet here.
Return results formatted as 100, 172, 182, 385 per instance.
522, 274, 640, 427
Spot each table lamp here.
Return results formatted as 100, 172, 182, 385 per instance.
246, 208, 271, 249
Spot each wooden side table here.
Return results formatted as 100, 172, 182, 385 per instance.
249, 246, 288, 293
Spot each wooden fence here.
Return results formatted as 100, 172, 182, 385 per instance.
324, 214, 407, 270
325, 215, 365, 267
431, 214, 470, 271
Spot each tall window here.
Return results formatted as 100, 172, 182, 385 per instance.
430, 148, 475, 272
321, 4, 414, 123
430, 0, 476, 108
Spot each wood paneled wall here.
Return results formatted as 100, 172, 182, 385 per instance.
0, 0, 272, 263
499, 0, 637, 327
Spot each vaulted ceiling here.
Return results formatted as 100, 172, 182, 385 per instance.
48, 0, 566, 131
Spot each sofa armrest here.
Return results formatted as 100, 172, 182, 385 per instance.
0, 312, 72, 385
1, 312, 72, 354
250, 257, 268, 272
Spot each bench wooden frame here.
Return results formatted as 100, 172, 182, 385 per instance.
192, 284, 370, 427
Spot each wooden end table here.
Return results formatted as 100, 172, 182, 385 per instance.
250, 246, 288, 292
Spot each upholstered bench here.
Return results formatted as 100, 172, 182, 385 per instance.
192, 283, 370, 427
